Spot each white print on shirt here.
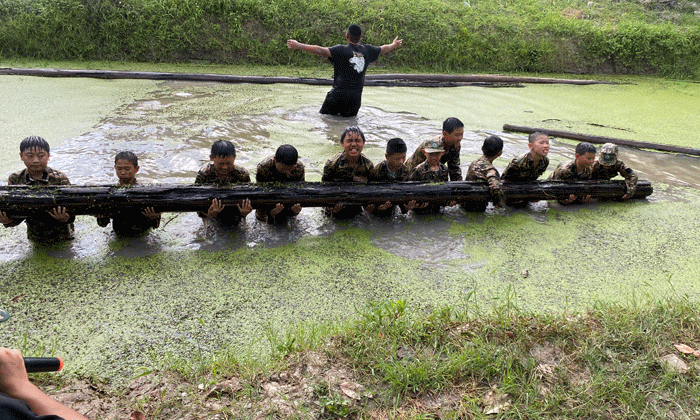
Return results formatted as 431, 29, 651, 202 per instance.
350, 53, 365, 73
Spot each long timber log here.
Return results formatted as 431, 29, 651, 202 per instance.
0, 180, 652, 217
503, 124, 700, 156
0, 68, 615, 87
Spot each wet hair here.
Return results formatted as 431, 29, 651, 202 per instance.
386, 137, 407, 155
19, 136, 50, 153
210, 140, 236, 158
114, 151, 138, 166
482, 135, 503, 157
340, 126, 366, 144
442, 117, 464, 134
528, 131, 548, 143
275, 144, 298, 166
575, 142, 596, 155
347, 24, 362, 43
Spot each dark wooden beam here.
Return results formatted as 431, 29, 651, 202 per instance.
0, 68, 615, 87
503, 124, 700, 156
0, 180, 652, 217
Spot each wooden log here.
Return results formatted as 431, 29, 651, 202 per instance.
0, 180, 652, 217
503, 124, 700, 156
367, 74, 616, 85
0, 68, 614, 87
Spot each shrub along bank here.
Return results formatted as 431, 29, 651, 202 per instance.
0, 0, 699, 79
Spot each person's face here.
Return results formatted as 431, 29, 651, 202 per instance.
386, 152, 406, 172
529, 135, 550, 158
443, 127, 464, 147
211, 155, 236, 178
341, 131, 365, 158
424, 151, 444, 166
576, 152, 596, 169
274, 159, 295, 176
19, 147, 50, 175
114, 159, 139, 184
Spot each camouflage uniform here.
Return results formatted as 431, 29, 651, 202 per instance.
322, 152, 373, 219
194, 162, 251, 227
96, 180, 161, 236
501, 152, 549, 182
549, 159, 593, 204
464, 156, 505, 211
367, 160, 411, 217
549, 160, 592, 181
591, 161, 638, 195
501, 151, 549, 207
407, 135, 462, 181
5, 167, 75, 242
591, 144, 638, 197
408, 161, 449, 214
255, 155, 306, 224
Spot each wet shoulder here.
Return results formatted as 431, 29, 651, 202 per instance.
8, 168, 28, 185
45, 167, 70, 185
232, 165, 251, 182
255, 155, 276, 181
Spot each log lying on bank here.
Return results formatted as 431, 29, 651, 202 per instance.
0, 180, 652, 217
503, 124, 700, 156
0, 68, 615, 88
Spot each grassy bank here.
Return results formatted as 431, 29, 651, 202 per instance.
1, 0, 700, 79
41, 296, 700, 419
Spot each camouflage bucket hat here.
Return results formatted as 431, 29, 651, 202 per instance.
424, 138, 444, 153
600, 143, 618, 166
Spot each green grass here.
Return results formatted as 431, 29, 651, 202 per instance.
0, 0, 699, 78
46, 294, 700, 419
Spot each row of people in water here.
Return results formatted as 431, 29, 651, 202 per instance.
0, 117, 638, 243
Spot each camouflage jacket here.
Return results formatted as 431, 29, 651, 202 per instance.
322, 152, 373, 219
194, 162, 251, 226
407, 135, 461, 181
465, 156, 505, 207
591, 160, 638, 196
369, 160, 410, 182
408, 161, 449, 214
255, 155, 305, 183
255, 155, 305, 224
6, 167, 75, 242
95, 180, 161, 236
409, 161, 449, 183
549, 160, 592, 181
195, 162, 251, 186
367, 160, 411, 217
321, 152, 374, 182
501, 152, 549, 182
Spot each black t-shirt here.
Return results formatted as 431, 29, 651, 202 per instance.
327, 43, 382, 92
0, 392, 65, 420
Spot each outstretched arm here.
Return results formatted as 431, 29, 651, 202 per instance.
0, 348, 89, 420
380, 36, 403, 54
286, 39, 331, 57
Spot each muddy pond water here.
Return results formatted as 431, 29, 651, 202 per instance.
1, 75, 699, 382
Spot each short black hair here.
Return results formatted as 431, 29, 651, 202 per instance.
347, 24, 362, 43
442, 117, 464, 134
275, 144, 298, 166
210, 140, 236, 158
575, 142, 596, 155
528, 131, 548, 143
115, 151, 138, 166
386, 137, 407, 155
340, 126, 366, 144
482, 135, 503, 157
20, 136, 50, 153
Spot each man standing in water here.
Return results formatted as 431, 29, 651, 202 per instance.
286, 24, 403, 117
